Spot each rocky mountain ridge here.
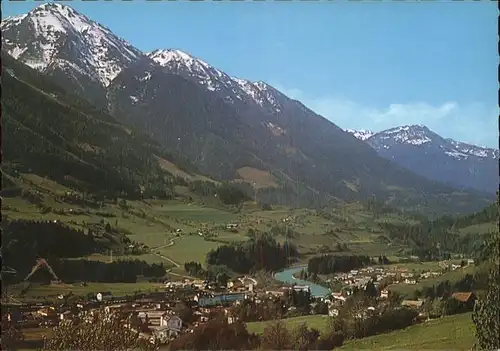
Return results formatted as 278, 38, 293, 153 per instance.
346, 125, 499, 194
2, 2, 494, 214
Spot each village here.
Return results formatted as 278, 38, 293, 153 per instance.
322, 258, 476, 313
4, 256, 478, 348
5, 273, 321, 346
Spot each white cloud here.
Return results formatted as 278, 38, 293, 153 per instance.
273, 84, 498, 148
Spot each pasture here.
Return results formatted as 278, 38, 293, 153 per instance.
2, 173, 431, 283
340, 313, 475, 350
157, 235, 221, 265
246, 315, 330, 334
7, 281, 166, 302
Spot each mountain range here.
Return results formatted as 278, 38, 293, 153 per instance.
345, 126, 499, 194
1, 3, 496, 214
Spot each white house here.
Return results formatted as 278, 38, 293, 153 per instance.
96, 292, 113, 302
159, 314, 183, 337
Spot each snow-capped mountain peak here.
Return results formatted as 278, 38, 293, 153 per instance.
147, 49, 282, 112
378, 124, 435, 146
345, 124, 498, 193
147, 48, 233, 93
147, 49, 212, 70
345, 129, 374, 141
1, 2, 142, 87
348, 124, 499, 160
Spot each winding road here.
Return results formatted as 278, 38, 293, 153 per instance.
150, 238, 181, 268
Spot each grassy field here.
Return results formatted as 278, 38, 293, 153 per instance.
70, 253, 171, 265
151, 202, 239, 223
2, 178, 415, 267
8, 281, 166, 302
340, 313, 475, 350
2, 172, 432, 295
246, 315, 330, 334
157, 235, 221, 265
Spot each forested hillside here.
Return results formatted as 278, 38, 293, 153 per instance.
2, 52, 201, 199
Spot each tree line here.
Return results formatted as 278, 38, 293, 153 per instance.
188, 181, 251, 206
2, 220, 99, 275
50, 259, 166, 283
206, 234, 298, 274
2, 219, 166, 284
307, 255, 372, 275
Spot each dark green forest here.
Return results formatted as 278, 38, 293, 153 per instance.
2, 54, 198, 199
307, 255, 372, 275
206, 234, 298, 273
1, 219, 165, 284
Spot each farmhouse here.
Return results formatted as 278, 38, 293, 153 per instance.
451, 292, 477, 309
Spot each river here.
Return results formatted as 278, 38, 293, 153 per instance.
274, 266, 331, 298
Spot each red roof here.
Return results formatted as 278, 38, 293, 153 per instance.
451, 292, 474, 303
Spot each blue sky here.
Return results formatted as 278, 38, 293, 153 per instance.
3, 0, 498, 148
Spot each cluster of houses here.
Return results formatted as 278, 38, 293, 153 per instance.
6, 278, 478, 346
327, 259, 475, 292
327, 266, 419, 290
6, 258, 478, 345
5, 274, 266, 345
165, 276, 257, 293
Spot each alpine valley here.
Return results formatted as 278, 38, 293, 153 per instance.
2, 4, 500, 350
1, 3, 496, 215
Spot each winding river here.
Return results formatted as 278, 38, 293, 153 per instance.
274, 266, 331, 298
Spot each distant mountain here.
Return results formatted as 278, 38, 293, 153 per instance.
2, 3, 494, 214
346, 125, 499, 194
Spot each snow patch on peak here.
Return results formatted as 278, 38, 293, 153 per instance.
148, 49, 211, 68
345, 129, 374, 141
378, 125, 433, 145
361, 124, 499, 161
2, 13, 27, 27
2, 3, 141, 87
232, 77, 279, 110
148, 49, 282, 113
253, 81, 271, 91
148, 48, 227, 92
444, 139, 499, 159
